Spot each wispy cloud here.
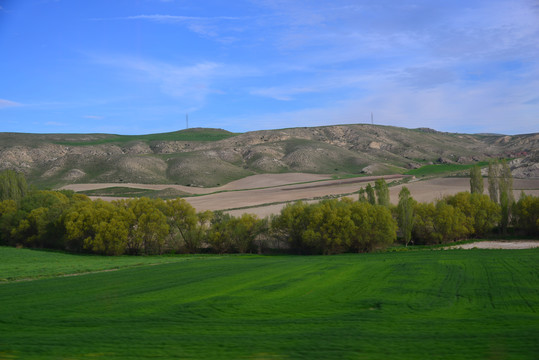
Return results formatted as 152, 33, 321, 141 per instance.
90, 54, 259, 107
0, 98, 22, 108
104, 14, 245, 42
45, 121, 66, 126
82, 115, 104, 119
125, 14, 242, 22
250, 86, 317, 101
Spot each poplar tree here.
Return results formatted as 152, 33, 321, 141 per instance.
397, 187, 415, 246
498, 159, 514, 233
487, 160, 499, 203
358, 187, 367, 202
0, 170, 28, 203
366, 184, 376, 205
469, 165, 484, 194
375, 179, 390, 207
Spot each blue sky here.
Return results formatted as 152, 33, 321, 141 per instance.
0, 0, 538, 135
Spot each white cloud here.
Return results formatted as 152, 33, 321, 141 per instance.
0, 99, 22, 108
91, 54, 260, 107
80, 1, 539, 135
226, 63, 539, 135
120, 14, 244, 41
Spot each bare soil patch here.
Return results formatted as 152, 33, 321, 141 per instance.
220, 173, 331, 190
389, 178, 539, 204
229, 177, 539, 217
65, 175, 539, 217
61, 173, 332, 195
447, 241, 539, 250
186, 175, 404, 212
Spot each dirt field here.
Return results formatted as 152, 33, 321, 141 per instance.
447, 241, 539, 249
389, 177, 539, 204
61, 173, 333, 194
63, 175, 539, 217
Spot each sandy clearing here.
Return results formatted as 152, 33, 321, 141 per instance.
447, 241, 539, 249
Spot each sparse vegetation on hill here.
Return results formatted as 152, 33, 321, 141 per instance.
1, 124, 536, 189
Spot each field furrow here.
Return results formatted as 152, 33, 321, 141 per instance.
1, 248, 538, 359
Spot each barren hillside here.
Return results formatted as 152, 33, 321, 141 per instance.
0, 125, 537, 188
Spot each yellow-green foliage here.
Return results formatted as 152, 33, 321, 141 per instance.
445, 192, 501, 237
1, 172, 537, 255
412, 192, 501, 244
513, 193, 539, 236
0, 170, 28, 202
272, 199, 396, 254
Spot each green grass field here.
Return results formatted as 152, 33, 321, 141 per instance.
0, 247, 208, 282
54, 128, 238, 146
405, 161, 489, 177
1, 247, 538, 359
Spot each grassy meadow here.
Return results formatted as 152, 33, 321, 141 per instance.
405, 161, 490, 177
1, 247, 538, 359
53, 128, 239, 146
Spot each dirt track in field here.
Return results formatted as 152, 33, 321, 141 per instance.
63, 175, 539, 217
447, 241, 539, 249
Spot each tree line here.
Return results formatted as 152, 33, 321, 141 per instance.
0, 168, 537, 255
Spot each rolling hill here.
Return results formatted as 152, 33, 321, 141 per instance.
0, 124, 537, 188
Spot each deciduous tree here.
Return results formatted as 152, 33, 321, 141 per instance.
375, 179, 390, 207
512, 193, 539, 236
498, 159, 514, 233
397, 187, 415, 246
469, 165, 484, 194
0, 170, 28, 203
366, 184, 376, 205
488, 160, 499, 203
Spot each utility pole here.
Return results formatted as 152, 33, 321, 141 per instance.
371, 112, 373, 125
186, 113, 189, 129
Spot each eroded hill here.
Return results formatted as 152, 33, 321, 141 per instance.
0, 125, 537, 188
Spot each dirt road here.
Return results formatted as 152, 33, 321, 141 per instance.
447, 241, 539, 249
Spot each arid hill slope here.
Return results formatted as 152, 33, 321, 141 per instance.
0, 125, 537, 188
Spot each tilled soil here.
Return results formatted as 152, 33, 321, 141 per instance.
64, 175, 539, 216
